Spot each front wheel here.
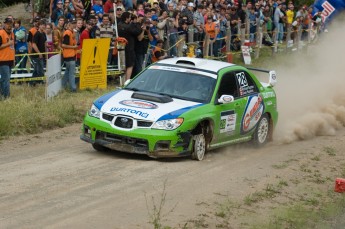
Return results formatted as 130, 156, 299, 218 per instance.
191, 133, 206, 161
253, 113, 270, 146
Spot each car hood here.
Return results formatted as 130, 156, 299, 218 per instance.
99, 90, 204, 121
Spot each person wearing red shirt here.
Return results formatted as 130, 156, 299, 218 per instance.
104, 0, 115, 13
77, 20, 92, 66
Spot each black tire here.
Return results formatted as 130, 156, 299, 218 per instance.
253, 113, 270, 146
92, 143, 109, 152
191, 125, 209, 161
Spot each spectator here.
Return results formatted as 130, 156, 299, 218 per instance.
149, 14, 160, 46
104, 0, 115, 13
46, 23, 54, 58
151, 39, 167, 62
167, 9, 179, 57
249, 7, 257, 43
51, 0, 64, 26
118, 11, 143, 80
93, 0, 104, 23
31, 19, 47, 78
77, 20, 92, 66
64, 0, 76, 20
194, 5, 205, 47
88, 15, 97, 38
53, 16, 65, 52
62, 18, 78, 92
13, 19, 28, 73
71, 0, 84, 16
75, 17, 84, 47
273, 3, 284, 43
133, 15, 152, 75
204, 15, 219, 56
27, 16, 41, 54
0, 18, 15, 99
96, 14, 115, 64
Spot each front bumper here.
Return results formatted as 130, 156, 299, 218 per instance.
80, 114, 193, 158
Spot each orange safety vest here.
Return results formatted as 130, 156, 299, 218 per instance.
62, 29, 77, 58
151, 46, 162, 63
205, 22, 216, 39
0, 29, 15, 62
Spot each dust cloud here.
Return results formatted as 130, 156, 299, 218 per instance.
274, 17, 345, 143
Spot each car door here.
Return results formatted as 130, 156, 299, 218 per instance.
213, 70, 247, 145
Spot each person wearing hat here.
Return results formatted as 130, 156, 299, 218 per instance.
62, 18, 78, 92
0, 18, 15, 99
13, 19, 28, 74
149, 14, 161, 47
31, 19, 47, 80
204, 15, 219, 56
27, 16, 41, 54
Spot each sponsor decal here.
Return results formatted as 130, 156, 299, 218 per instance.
110, 107, 149, 118
119, 100, 158, 109
262, 91, 276, 99
241, 95, 264, 134
220, 110, 236, 135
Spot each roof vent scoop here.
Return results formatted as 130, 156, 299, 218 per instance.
176, 60, 195, 66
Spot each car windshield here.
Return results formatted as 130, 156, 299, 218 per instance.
125, 68, 216, 103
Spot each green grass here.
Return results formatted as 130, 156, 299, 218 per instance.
323, 146, 337, 156
0, 84, 113, 139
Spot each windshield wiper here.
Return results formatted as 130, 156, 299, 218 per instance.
125, 87, 140, 91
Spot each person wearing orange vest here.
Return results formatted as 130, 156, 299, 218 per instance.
61, 18, 78, 92
204, 15, 219, 56
151, 40, 167, 63
0, 18, 15, 99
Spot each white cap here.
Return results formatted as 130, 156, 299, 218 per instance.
188, 2, 194, 7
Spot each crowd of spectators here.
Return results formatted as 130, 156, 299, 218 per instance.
0, 0, 326, 98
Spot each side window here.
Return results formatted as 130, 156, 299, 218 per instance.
217, 72, 239, 98
234, 71, 259, 97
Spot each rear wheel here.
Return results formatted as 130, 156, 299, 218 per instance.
191, 133, 206, 161
253, 113, 270, 146
92, 143, 109, 152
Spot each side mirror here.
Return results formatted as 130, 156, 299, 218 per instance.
268, 70, 277, 87
218, 95, 234, 104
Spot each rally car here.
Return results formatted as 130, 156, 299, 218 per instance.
80, 57, 278, 160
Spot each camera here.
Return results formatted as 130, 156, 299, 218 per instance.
146, 25, 150, 30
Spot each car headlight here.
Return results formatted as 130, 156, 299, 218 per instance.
152, 118, 184, 130
89, 104, 100, 119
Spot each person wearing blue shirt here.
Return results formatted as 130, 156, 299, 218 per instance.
93, 0, 104, 23
149, 15, 160, 47
13, 19, 28, 74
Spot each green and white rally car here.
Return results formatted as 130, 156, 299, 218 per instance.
81, 57, 278, 160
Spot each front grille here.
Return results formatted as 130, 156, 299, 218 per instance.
102, 113, 114, 122
96, 131, 149, 149
137, 120, 153, 127
114, 116, 133, 129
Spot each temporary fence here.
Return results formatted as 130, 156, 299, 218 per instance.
11, 18, 320, 84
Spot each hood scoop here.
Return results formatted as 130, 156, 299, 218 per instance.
131, 92, 173, 103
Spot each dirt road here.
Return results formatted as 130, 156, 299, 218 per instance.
0, 124, 345, 229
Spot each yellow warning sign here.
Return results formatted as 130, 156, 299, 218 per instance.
79, 38, 110, 89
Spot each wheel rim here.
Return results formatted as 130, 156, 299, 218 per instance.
194, 134, 206, 160
257, 117, 269, 144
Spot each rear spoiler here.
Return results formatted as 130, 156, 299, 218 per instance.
246, 67, 277, 87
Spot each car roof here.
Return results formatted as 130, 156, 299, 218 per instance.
156, 57, 236, 73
